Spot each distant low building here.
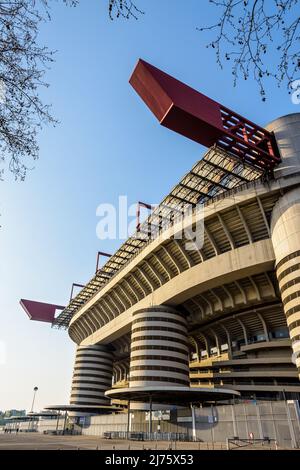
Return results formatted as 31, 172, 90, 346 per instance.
0, 409, 26, 425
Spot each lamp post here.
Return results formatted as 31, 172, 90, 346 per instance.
30, 386, 38, 413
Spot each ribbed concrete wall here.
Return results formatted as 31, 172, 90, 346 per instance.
266, 113, 300, 178
70, 345, 113, 406
129, 306, 190, 387
272, 189, 300, 376
268, 114, 300, 378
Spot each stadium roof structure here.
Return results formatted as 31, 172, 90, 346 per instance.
52, 145, 265, 329
45, 404, 123, 414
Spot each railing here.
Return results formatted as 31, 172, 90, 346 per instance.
190, 354, 229, 367
112, 380, 129, 388
103, 431, 194, 442
227, 437, 277, 450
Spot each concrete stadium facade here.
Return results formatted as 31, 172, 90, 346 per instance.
19, 62, 300, 445
64, 112, 300, 410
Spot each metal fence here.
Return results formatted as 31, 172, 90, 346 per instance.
227, 437, 277, 450
103, 431, 194, 442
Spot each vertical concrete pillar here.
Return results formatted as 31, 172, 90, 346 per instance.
191, 404, 196, 442
266, 113, 300, 179
231, 404, 237, 438
271, 189, 300, 377
70, 344, 113, 406
256, 403, 263, 440
127, 400, 131, 436
268, 114, 300, 379
286, 401, 297, 449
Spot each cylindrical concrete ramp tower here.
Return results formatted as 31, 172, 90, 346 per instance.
271, 189, 300, 376
266, 113, 300, 179
129, 306, 190, 387
70, 344, 113, 406
269, 114, 300, 377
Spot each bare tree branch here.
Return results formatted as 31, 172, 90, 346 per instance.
199, 0, 300, 99
4, 0, 296, 183
0, 0, 79, 181
108, 0, 143, 20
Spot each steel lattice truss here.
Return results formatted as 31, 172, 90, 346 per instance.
52, 146, 264, 329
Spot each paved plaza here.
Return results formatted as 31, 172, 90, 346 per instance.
0, 433, 281, 450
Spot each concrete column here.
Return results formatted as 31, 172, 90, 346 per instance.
191, 404, 196, 442
286, 401, 297, 449
268, 114, 300, 379
70, 344, 113, 406
127, 400, 131, 436
129, 305, 190, 388
231, 404, 238, 438
271, 190, 300, 378
256, 403, 263, 440
148, 395, 153, 435
266, 113, 300, 179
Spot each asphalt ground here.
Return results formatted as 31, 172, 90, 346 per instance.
0, 433, 280, 450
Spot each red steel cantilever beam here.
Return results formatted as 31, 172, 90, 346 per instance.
20, 299, 65, 323
129, 59, 280, 172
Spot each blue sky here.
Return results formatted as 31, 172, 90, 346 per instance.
0, 0, 298, 412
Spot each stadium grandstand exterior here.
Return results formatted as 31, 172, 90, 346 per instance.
21, 60, 300, 434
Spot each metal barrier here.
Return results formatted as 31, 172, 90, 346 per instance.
103, 431, 194, 442
227, 437, 277, 450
